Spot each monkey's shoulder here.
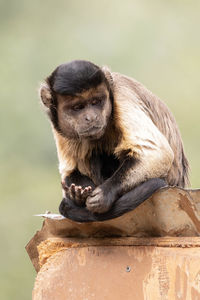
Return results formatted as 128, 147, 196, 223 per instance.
111, 71, 178, 135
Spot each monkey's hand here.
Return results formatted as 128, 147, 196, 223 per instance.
86, 186, 115, 213
62, 182, 92, 206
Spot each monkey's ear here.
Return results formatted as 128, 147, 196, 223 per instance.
39, 82, 52, 108
102, 66, 114, 90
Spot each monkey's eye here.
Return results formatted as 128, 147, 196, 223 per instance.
91, 98, 102, 106
72, 104, 84, 111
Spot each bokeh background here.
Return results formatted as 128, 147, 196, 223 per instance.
0, 0, 200, 298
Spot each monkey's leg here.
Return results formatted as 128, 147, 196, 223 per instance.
59, 178, 167, 222
86, 153, 168, 214
86, 157, 136, 213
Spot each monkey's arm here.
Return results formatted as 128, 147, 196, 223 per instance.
59, 108, 172, 217
59, 178, 167, 222
86, 104, 174, 213
86, 148, 171, 214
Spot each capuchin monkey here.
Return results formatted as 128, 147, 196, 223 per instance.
39, 60, 189, 222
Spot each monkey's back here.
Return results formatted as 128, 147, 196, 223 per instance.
112, 72, 189, 187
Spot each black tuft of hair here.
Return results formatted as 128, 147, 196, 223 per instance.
47, 60, 107, 96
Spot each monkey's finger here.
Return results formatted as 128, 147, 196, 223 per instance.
86, 201, 101, 213
75, 186, 82, 202
69, 183, 76, 199
61, 182, 72, 198
75, 187, 90, 205
82, 186, 92, 198
87, 199, 99, 206
86, 196, 99, 207
61, 181, 69, 192
81, 187, 88, 198
70, 183, 76, 190
72, 186, 85, 206
87, 186, 92, 193
86, 198, 109, 214
89, 187, 102, 198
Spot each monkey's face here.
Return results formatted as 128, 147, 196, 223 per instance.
57, 84, 112, 140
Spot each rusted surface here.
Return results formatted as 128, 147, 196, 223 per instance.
32, 244, 200, 300
27, 187, 200, 299
37, 236, 200, 270
26, 187, 200, 271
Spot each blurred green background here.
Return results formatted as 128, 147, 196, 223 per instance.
0, 0, 200, 298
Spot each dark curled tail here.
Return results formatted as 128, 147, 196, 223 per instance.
59, 178, 167, 222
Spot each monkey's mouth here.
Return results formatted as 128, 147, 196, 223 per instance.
79, 126, 104, 139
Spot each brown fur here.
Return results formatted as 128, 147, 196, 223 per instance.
50, 68, 189, 189
112, 73, 189, 187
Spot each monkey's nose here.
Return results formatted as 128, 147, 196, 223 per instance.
85, 115, 97, 122
85, 115, 91, 122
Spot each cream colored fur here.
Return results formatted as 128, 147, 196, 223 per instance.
48, 68, 189, 188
